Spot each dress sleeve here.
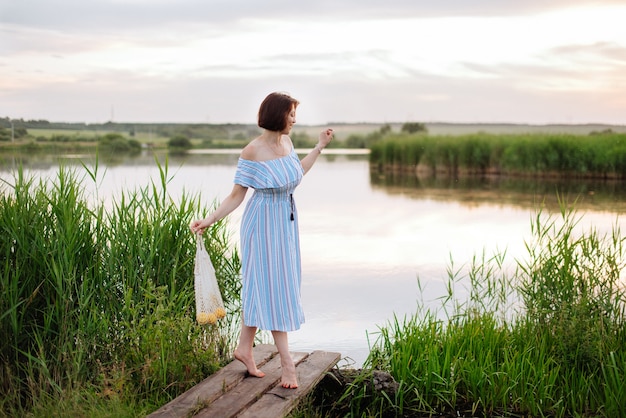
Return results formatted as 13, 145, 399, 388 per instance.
234, 156, 293, 189
234, 159, 253, 187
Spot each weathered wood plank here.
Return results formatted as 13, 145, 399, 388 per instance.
193, 351, 310, 418
148, 345, 342, 418
147, 344, 277, 418
238, 350, 341, 418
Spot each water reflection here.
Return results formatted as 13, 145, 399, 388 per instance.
371, 168, 626, 213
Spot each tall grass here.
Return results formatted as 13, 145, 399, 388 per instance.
0, 159, 241, 417
357, 202, 626, 417
370, 132, 626, 178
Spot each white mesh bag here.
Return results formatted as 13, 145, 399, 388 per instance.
194, 233, 226, 324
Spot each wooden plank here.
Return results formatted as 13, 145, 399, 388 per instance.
193, 351, 310, 418
147, 344, 278, 418
238, 350, 341, 418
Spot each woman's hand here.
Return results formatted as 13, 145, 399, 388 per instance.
190, 217, 212, 235
317, 128, 334, 150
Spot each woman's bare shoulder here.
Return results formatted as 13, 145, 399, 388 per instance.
240, 138, 261, 160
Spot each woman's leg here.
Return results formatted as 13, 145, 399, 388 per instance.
234, 323, 265, 377
271, 330, 298, 388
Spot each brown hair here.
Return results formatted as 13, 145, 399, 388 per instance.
257, 92, 299, 132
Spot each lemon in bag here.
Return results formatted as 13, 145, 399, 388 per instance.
197, 312, 218, 325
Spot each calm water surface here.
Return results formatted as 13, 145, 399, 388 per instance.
3, 150, 625, 366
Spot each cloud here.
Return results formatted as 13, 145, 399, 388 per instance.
1, 0, 625, 124
551, 41, 626, 65
2, 63, 624, 125
3, 0, 625, 31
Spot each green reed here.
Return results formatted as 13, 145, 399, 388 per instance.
360, 202, 626, 417
370, 131, 626, 178
0, 159, 242, 417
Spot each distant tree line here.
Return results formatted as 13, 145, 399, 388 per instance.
1, 118, 430, 152
0, 118, 28, 141
98, 133, 141, 154
345, 122, 427, 148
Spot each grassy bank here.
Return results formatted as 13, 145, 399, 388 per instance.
2, 162, 625, 417
0, 160, 242, 417
300, 203, 626, 417
370, 132, 626, 179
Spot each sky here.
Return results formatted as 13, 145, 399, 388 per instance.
1, 0, 626, 126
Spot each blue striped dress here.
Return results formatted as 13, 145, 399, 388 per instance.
234, 149, 305, 331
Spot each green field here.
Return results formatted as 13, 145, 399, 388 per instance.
11, 122, 626, 147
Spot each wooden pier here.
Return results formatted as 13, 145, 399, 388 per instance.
147, 344, 341, 418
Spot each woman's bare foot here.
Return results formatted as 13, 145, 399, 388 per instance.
234, 348, 265, 378
280, 358, 298, 389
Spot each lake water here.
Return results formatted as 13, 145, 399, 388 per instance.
2, 150, 625, 367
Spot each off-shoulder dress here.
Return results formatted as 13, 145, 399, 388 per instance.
233, 149, 306, 332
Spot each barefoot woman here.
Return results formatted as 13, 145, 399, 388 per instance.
190, 92, 333, 388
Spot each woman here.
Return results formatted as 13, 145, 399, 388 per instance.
190, 92, 333, 388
